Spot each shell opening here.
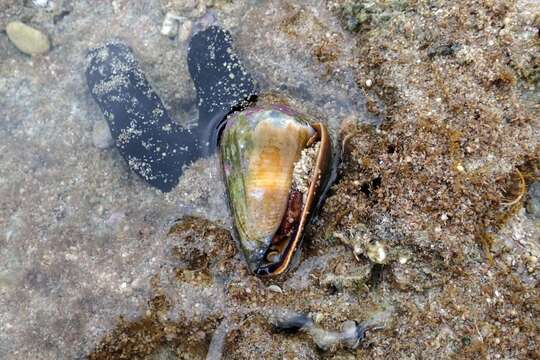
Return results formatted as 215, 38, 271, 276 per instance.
257, 137, 321, 273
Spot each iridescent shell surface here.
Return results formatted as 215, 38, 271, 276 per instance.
220, 104, 330, 275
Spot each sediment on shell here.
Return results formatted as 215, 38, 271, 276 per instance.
292, 142, 320, 204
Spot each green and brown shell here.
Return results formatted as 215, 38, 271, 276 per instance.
220, 104, 331, 276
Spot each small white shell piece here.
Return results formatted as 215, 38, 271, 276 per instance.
160, 12, 182, 37
160, 12, 193, 42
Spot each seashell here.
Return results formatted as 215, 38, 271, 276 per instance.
221, 103, 331, 276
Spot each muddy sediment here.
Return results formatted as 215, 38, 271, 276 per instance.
1, 0, 539, 359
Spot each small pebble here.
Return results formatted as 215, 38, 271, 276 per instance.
6, 21, 50, 55
267, 285, 283, 293
366, 241, 387, 264
527, 255, 537, 273
365, 79, 373, 87
160, 13, 192, 42
161, 12, 180, 38
92, 120, 114, 149
32, 0, 50, 7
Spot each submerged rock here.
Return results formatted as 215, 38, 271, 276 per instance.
6, 21, 50, 55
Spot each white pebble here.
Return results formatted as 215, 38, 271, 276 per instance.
365, 79, 373, 87
161, 12, 179, 38
33, 0, 51, 7
92, 119, 114, 149
267, 285, 283, 293
366, 241, 387, 264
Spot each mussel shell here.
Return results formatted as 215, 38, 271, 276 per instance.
220, 104, 330, 275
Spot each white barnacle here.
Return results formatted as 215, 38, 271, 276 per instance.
152, 108, 164, 119
92, 74, 129, 96
117, 122, 142, 145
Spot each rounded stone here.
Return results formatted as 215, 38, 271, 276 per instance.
267, 284, 283, 293
92, 119, 114, 149
6, 21, 50, 56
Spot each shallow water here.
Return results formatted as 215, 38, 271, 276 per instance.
0, 0, 377, 358
2, 0, 540, 359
